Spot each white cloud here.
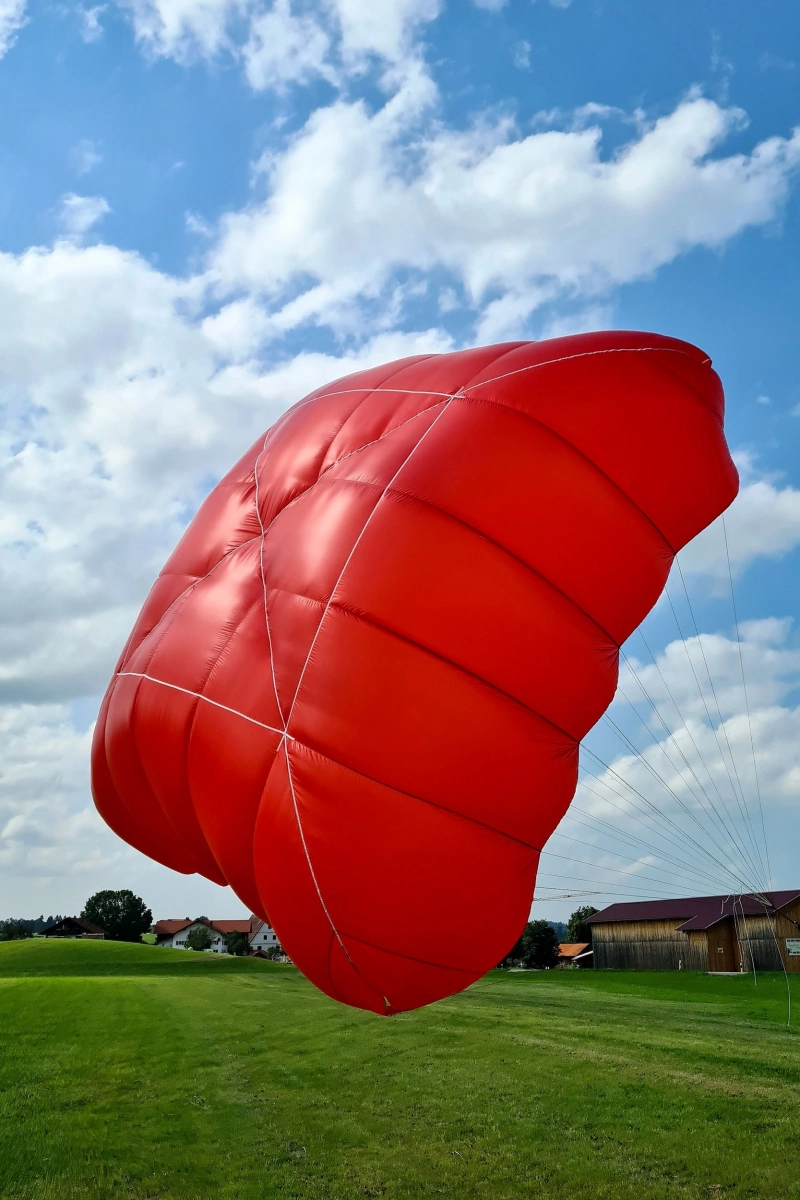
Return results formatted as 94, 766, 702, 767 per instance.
0, 0, 25, 57
208, 91, 800, 339
0, 704, 111, 877
679, 469, 800, 582
0, 239, 451, 708
78, 4, 106, 42
513, 39, 531, 70
0, 227, 455, 907
117, 0, 245, 60
114, 0, 440, 81
243, 0, 334, 91
618, 619, 800, 726
69, 139, 103, 176
331, 0, 439, 65
549, 622, 800, 898
58, 194, 111, 240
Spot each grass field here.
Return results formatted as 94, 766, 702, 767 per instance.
1, 940, 798, 1199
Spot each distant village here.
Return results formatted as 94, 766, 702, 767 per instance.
2, 888, 799, 973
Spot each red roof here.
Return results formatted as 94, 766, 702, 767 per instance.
588, 890, 800, 931
154, 918, 252, 937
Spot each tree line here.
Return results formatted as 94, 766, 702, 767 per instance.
499, 906, 598, 969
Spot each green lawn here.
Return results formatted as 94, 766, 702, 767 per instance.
1, 940, 798, 1200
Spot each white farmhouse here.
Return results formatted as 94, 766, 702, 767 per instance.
153, 914, 279, 954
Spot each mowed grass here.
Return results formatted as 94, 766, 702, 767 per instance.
1, 940, 798, 1199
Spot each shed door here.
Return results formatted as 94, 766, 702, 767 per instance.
708, 919, 737, 972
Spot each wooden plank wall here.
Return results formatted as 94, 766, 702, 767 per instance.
592, 900, 800, 972
740, 899, 800, 973
592, 920, 708, 971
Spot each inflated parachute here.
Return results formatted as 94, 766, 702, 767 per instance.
91, 331, 738, 1014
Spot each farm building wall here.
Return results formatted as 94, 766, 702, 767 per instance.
592, 898, 800, 972
741, 899, 800, 973
592, 920, 708, 971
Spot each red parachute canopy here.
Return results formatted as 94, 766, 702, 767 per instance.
92, 332, 738, 1014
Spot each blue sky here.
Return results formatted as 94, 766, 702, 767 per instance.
1, 0, 799, 922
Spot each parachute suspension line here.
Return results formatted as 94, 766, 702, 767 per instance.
575, 772, 747, 889
736, 894, 758, 984
616, 654, 766, 891
600, 706, 763, 893
722, 514, 772, 886
580, 747, 755, 895
635, 627, 761, 867
670, 561, 770, 891
591, 713, 761, 893
571, 777, 752, 896
562, 805, 747, 895
662, 576, 767, 897
580, 753, 754, 895
543, 834, 724, 894
534, 870, 712, 899
758, 899, 792, 1027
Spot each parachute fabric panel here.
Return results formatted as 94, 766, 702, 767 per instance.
91, 331, 739, 1014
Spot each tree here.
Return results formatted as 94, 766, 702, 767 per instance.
0, 920, 32, 942
185, 924, 214, 952
225, 930, 250, 956
567, 906, 599, 944
519, 920, 560, 969
81, 890, 152, 943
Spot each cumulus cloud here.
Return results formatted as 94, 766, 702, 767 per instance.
208, 89, 800, 339
58, 194, 111, 240
543, 622, 800, 900
69, 140, 103, 176
0, 239, 451, 707
0, 0, 25, 57
243, 0, 334, 91
78, 4, 106, 42
679, 459, 800, 583
115, 0, 440, 79
0, 705, 112, 877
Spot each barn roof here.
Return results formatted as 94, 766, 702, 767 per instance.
588, 890, 800, 930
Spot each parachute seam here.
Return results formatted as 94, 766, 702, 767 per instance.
135, 346, 669, 665
118, 671, 205, 874
469, 344, 708, 392
117, 669, 544, 853
273, 392, 463, 1010
335, 930, 489, 978
380, 483, 622, 647
325, 600, 578, 743
269, 474, 622, 652
254, 363, 446, 1014
116, 672, 290, 739
290, 740, 543, 851
456, 392, 676, 553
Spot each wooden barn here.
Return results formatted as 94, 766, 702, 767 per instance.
588, 890, 800, 973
